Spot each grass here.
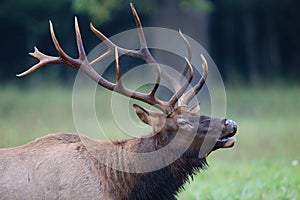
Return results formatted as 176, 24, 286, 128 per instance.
178, 159, 300, 199
0, 84, 299, 199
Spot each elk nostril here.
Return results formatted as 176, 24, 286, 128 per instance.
224, 120, 237, 132
224, 119, 229, 126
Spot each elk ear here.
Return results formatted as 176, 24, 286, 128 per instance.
133, 104, 151, 125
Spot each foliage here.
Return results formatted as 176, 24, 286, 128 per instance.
71, 0, 212, 24
72, 0, 122, 24
180, 0, 213, 12
0, 0, 300, 84
209, 0, 300, 83
0, 0, 70, 33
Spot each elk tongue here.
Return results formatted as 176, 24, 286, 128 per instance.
212, 137, 236, 151
220, 137, 236, 148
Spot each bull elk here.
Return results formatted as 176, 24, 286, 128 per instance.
0, 3, 237, 200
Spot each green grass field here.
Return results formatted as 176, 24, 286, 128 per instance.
0, 85, 299, 199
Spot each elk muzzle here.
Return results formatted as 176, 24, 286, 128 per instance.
212, 119, 237, 151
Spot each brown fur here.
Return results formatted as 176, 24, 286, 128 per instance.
0, 132, 204, 200
0, 106, 237, 200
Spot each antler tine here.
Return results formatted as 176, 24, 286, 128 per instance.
113, 47, 131, 94
130, 3, 147, 50
145, 30, 192, 97
130, 3, 186, 101
16, 20, 79, 77
129, 3, 161, 98
115, 47, 122, 83
89, 23, 117, 65
113, 47, 168, 112
114, 47, 127, 93
181, 54, 208, 105
89, 3, 149, 64
178, 30, 192, 82
18, 18, 104, 85
17, 47, 59, 77
168, 57, 194, 107
49, 20, 73, 62
75, 17, 88, 61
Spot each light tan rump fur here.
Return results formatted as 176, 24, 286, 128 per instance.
0, 133, 103, 200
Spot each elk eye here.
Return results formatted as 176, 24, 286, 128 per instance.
178, 120, 193, 128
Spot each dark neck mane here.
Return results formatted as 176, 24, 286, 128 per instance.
100, 132, 208, 200
128, 157, 208, 200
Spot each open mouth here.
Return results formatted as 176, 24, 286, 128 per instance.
213, 120, 237, 150
216, 137, 236, 148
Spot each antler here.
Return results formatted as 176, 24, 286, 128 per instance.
180, 54, 208, 106
17, 3, 196, 115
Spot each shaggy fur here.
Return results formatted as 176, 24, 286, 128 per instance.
0, 105, 238, 200
0, 132, 209, 200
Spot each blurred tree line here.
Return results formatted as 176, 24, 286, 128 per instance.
0, 0, 299, 85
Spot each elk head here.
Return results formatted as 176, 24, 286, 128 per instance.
133, 104, 237, 158
17, 3, 237, 158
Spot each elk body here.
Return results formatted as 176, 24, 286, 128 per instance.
0, 4, 237, 200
